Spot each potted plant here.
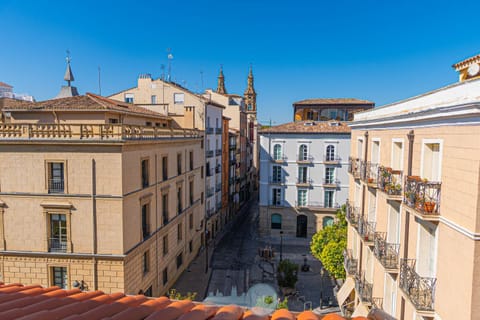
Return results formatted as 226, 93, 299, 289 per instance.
368, 177, 374, 184
404, 190, 415, 206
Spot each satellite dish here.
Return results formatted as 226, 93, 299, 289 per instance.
467, 63, 480, 77
246, 283, 278, 316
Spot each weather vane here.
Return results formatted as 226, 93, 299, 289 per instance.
66, 50, 71, 64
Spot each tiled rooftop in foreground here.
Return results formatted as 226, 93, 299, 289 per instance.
0, 283, 372, 320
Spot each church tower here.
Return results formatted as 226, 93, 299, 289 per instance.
216, 66, 227, 94
55, 51, 79, 99
244, 65, 256, 113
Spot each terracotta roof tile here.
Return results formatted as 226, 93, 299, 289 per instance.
452, 53, 480, 70
293, 98, 374, 106
0, 283, 353, 319
0, 82, 13, 88
260, 121, 351, 134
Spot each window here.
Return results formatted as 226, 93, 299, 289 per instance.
189, 240, 193, 253
143, 251, 149, 274
163, 268, 168, 285
324, 190, 334, 208
141, 159, 149, 188
273, 144, 282, 160
51, 266, 68, 289
108, 118, 119, 124
298, 166, 308, 183
201, 192, 204, 204
124, 93, 134, 103
392, 140, 403, 170
146, 121, 152, 126
357, 139, 364, 159
201, 166, 204, 178
271, 213, 282, 229
326, 145, 335, 161
177, 154, 182, 175
174, 93, 184, 104
177, 223, 183, 242
189, 151, 193, 170
162, 156, 168, 180
299, 144, 308, 161
272, 166, 281, 183
323, 216, 334, 228
162, 194, 169, 225
422, 142, 441, 181
141, 204, 150, 239
176, 253, 183, 269
297, 189, 307, 206
163, 235, 168, 256
325, 167, 334, 184
144, 286, 152, 297
177, 187, 183, 214
189, 181, 194, 205
272, 188, 281, 206
48, 162, 64, 193
151, 95, 157, 104
189, 213, 193, 230
49, 214, 67, 252
371, 140, 380, 164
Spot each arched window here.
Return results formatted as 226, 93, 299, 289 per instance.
271, 213, 282, 229
326, 145, 335, 161
273, 144, 282, 160
299, 144, 308, 161
322, 216, 334, 228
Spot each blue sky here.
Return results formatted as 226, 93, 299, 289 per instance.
1, 0, 479, 124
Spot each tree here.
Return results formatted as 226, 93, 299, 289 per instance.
277, 259, 299, 288
310, 205, 347, 279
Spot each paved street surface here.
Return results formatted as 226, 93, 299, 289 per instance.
173, 197, 339, 312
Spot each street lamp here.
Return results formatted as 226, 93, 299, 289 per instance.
279, 231, 283, 262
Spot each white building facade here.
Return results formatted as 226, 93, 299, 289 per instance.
258, 121, 351, 238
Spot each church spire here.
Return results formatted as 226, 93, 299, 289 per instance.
64, 50, 75, 87
244, 65, 256, 112
55, 50, 79, 99
216, 65, 227, 94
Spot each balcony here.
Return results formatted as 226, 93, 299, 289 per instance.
206, 150, 214, 158
373, 232, 400, 272
271, 155, 287, 163
363, 162, 379, 188
206, 127, 214, 134
358, 216, 376, 244
216, 149, 222, 156
346, 201, 360, 229
215, 165, 221, 174
348, 157, 361, 179
48, 179, 64, 194
229, 144, 237, 150
215, 127, 222, 135
355, 273, 373, 305
206, 187, 214, 198
324, 154, 341, 164
296, 155, 314, 164
343, 249, 358, 276
48, 237, 67, 252
399, 259, 436, 313
378, 166, 403, 200
215, 183, 221, 192
230, 158, 236, 165
268, 176, 284, 185
322, 178, 340, 188
294, 201, 339, 210
296, 177, 313, 187
404, 176, 441, 221
268, 200, 286, 207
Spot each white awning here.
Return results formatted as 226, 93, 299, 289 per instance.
352, 301, 369, 317
336, 276, 355, 307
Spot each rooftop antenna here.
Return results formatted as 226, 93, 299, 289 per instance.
98, 66, 101, 95
200, 70, 204, 91
160, 64, 165, 80
167, 48, 173, 82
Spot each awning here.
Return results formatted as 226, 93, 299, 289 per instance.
336, 276, 355, 307
352, 302, 369, 317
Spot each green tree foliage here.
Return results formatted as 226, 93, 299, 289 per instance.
277, 259, 299, 288
310, 205, 347, 279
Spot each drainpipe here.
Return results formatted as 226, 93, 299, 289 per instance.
91, 159, 98, 290
407, 130, 414, 176
361, 131, 369, 217
403, 130, 415, 260
155, 154, 159, 291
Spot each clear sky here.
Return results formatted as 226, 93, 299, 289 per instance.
1, 0, 479, 124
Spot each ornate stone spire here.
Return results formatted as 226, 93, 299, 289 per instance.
216, 65, 227, 94
244, 65, 256, 112
55, 50, 79, 99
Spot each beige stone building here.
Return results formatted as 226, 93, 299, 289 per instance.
0, 93, 205, 297
339, 54, 480, 319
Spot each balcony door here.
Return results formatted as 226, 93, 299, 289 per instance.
387, 202, 401, 244
296, 215, 307, 238
371, 140, 380, 164
416, 220, 437, 278
422, 142, 441, 181
50, 214, 67, 252
298, 166, 308, 183
272, 188, 281, 206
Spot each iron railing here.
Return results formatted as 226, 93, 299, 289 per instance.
271, 155, 287, 162
404, 176, 441, 216
48, 179, 64, 193
323, 178, 340, 186
206, 187, 214, 198
296, 178, 313, 185
359, 216, 376, 242
297, 155, 314, 163
268, 200, 286, 207
373, 232, 400, 270
206, 150, 214, 158
378, 166, 403, 196
268, 176, 284, 184
348, 157, 361, 179
206, 127, 214, 134
343, 249, 358, 276
206, 207, 216, 217
215, 183, 221, 192
363, 162, 379, 186
215, 127, 222, 135
346, 201, 360, 228
48, 237, 67, 252
294, 201, 339, 209
324, 155, 341, 163
216, 149, 222, 156
399, 259, 436, 312
355, 273, 373, 304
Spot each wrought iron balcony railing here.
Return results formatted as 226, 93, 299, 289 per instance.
268, 176, 284, 184
296, 178, 313, 186
206, 187, 214, 198
215, 127, 222, 135
399, 259, 436, 312
294, 201, 339, 210
404, 176, 441, 217
206, 150, 214, 158
323, 178, 340, 186
363, 162, 379, 187
296, 155, 314, 163
346, 201, 360, 228
48, 237, 67, 252
324, 155, 341, 163
229, 144, 237, 150
215, 183, 221, 192
378, 166, 403, 197
343, 249, 358, 276
358, 216, 376, 242
271, 155, 287, 163
48, 179, 64, 194
373, 232, 400, 271
216, 149, 222, 156
348, 157, 361, 179
206, 127, 214, 134
268, 200, 286, 207
355, 273, 373, 304
206, 207, 216, 218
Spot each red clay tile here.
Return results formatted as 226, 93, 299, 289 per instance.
144, 299, 195, 320
297, 311, 319, 320
211, 304, 246, 320
177, 304, 219, 320
271, 309, 295, 320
